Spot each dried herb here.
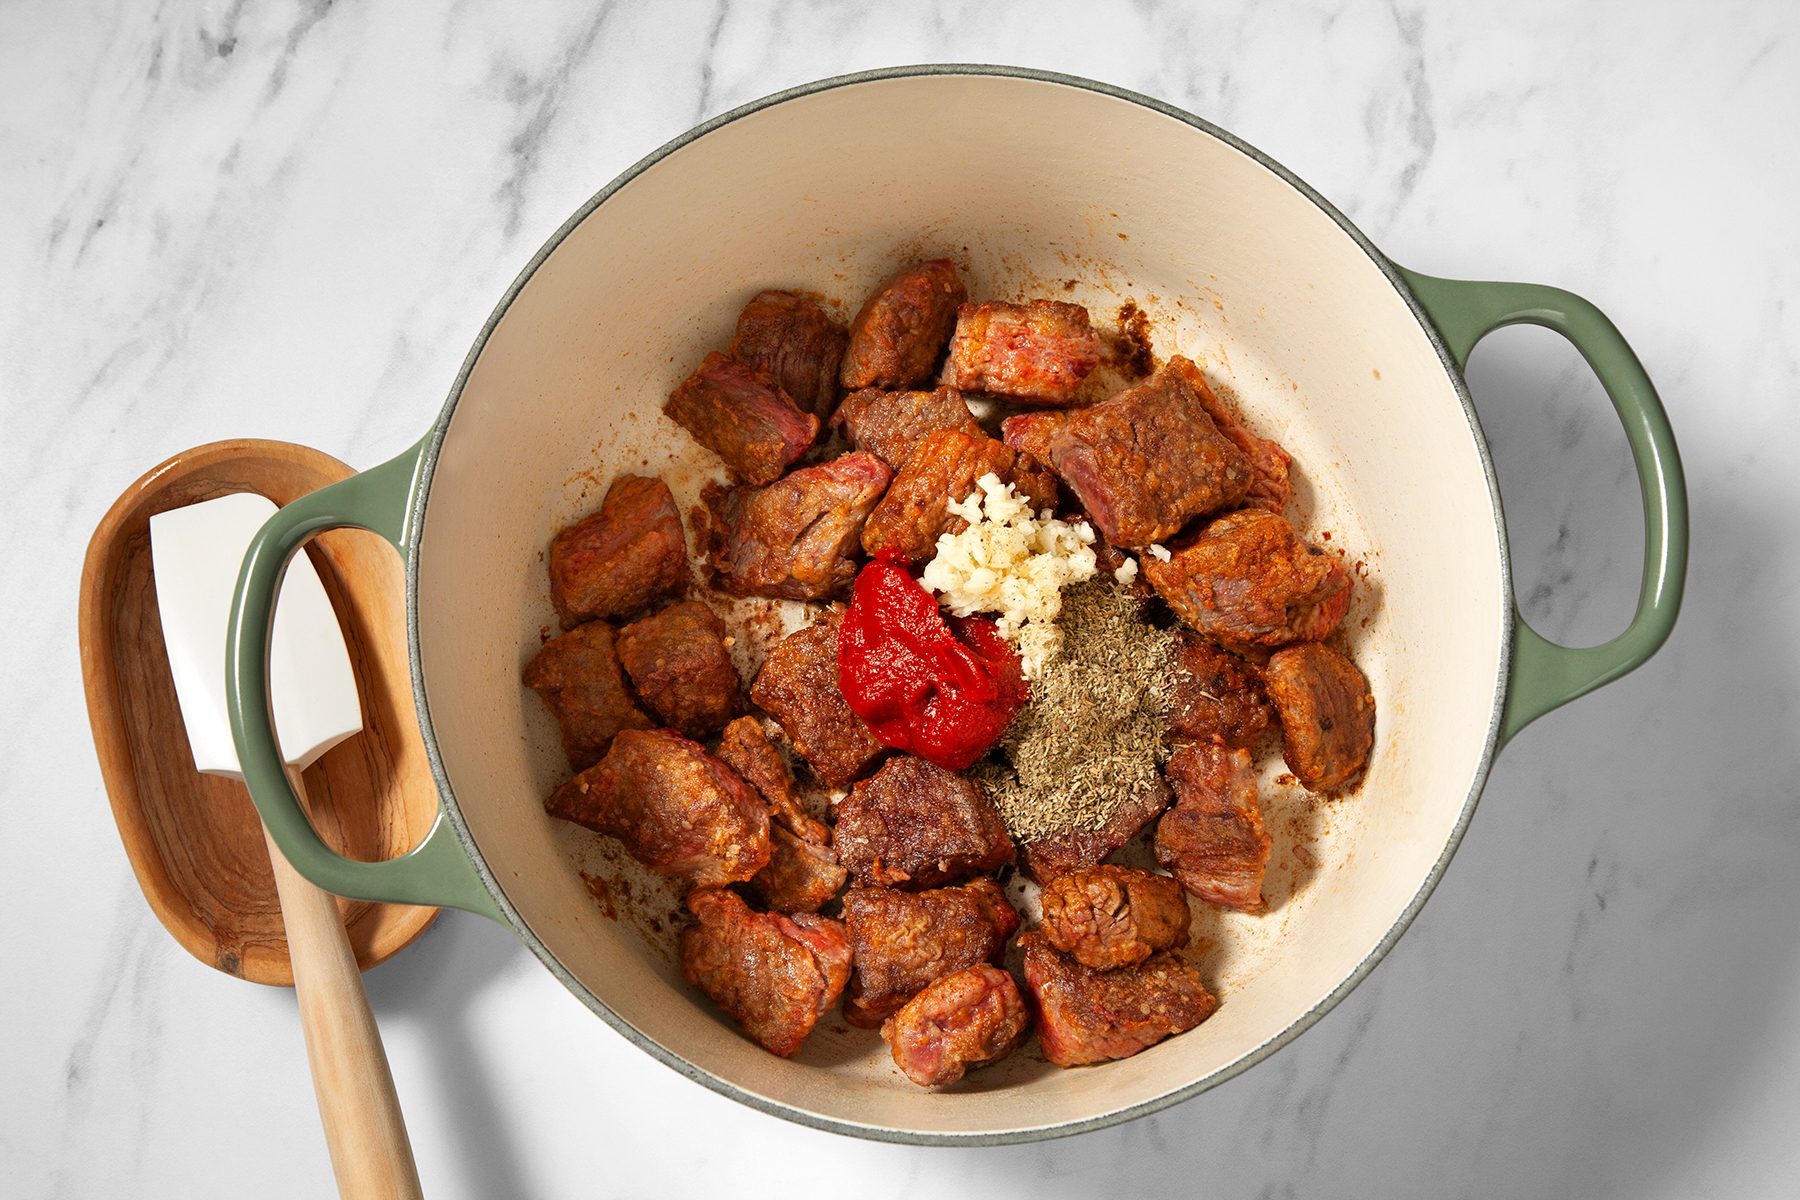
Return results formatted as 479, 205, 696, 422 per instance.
981, 582, 1178, 841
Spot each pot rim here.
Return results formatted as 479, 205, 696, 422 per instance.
402, 63, 1512, 1145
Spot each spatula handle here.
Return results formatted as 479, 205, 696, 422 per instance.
266, 770, 424, 1200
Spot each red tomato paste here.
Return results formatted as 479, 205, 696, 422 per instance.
837, 557, 1027, 770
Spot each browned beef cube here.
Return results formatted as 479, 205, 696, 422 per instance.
1236, 434, 1294, 513
830, 386, 982, 469
1167, 634, 1272, 749
839, 878, 1020, 1027
947, 300, 1103, 404
716, 715, 826, 843
1046, 356, 1252, 547
1039, 866, 1192, 971
522, 622, 652, 770
832, 756, 1015, 889
881, 964, 1030, 1087
728, 290, 847, 417
840, 259, 967, 390
750, 607, 889, 788
860, 429, 1059, 563
703, 452, 892, 600
1173, 357, 1292, 513
547, 475, 688, 626
1154, 742, 1271, 912
1020, 932, 1217, 1067
927, 455, 1147, 588
679, 888, 851, 1057
546, 729, 770, 887
719, 716, 845, 913
747, 826, 849, 915
1142, 508, 1352, 646
1018, 777, 1172, 883
1264, 641, 1375, 792
665, 351, 820, 485
998, 409, 1068, 464
614, 600, 743, 738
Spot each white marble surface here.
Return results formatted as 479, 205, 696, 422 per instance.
5, 0, 1798, 1195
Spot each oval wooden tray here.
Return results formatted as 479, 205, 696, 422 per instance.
79, 440, 441, 985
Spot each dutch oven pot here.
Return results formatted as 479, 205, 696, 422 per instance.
225, 67, 1686, 1143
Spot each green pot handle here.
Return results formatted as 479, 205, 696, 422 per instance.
225, 438, 504, 922
1399, 268, 1688, 746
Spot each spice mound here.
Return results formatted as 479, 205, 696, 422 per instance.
980, 582, 1178, 842
920, 474, 1098, 678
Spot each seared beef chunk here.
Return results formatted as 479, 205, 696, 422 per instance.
947, 299, 1103, 404
750, 607, 889, 788
1167, 634, 1272, 749
614, 600, 743, 738
704, 452, 892, 600
749, 826, 849, 915
831, 386, 982, 470
1045, 356, 1252, 547
546, 729, 770, 887
998, 410, 1068, 464
861, 429, 1059, 563
1038, 866, 1191, 971
665, 351, 820, 486
1168, 357, 1292, 513
522, 621, 651, 770
1155, 742, 1271, 912
1021, 933, 1217, 1067
679, 888, 851, 1057
833, 756, 1015, 889
728, 289, 847, 417
719, 716, 846, 913
882, 964, 1030, 1087
1142, 509, 1352, 646
1234, 433, 1293, 513
839, 878, 1020, 1027
1019, 778, 1172, 883
1263, 641, 1375, 792
548, 474, 688, 626
717, 715, 826, 843
840, 259, 967, 390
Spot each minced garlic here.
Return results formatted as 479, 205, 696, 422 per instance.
920, 473, 1097, 678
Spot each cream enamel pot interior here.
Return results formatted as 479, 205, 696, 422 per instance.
224, 67, 1685, 1143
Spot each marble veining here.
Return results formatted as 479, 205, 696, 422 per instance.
5, 0, 1799, 1196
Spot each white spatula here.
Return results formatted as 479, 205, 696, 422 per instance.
151, 492, 424, 1200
